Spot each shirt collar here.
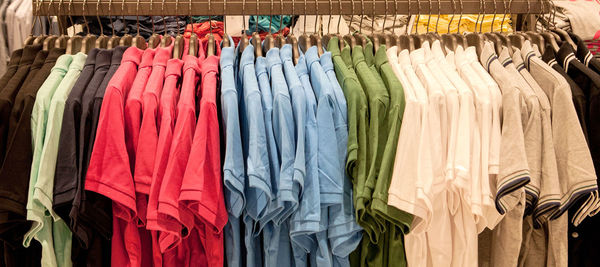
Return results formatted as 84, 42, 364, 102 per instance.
166, 58, 184, 78
240, 43, 255, 71
139, 48, 156, 69
295, 53, 309, 77
19, 44, 42, 65
84, 48, 99, 68
69, 52, 87, 70
479, 42, 498, 72
266, 47, 282, 72
7, 49, 23, 67
320, 51, 334, 72
255, 56, 268, 77
374, 45, 388, 71
542, 46, 560, 68
154, 39, 174, 67
220, 45, 234, 70
52, 54, 74, 73
31, 50, 48, 69
305, 46, 322, 72
115, 46, 134, 65
183, 54, 201, 74
327, 37, 342, 57
95, 50, 113, 71
46, 48, 65, 65
280, 43, 293, 63
572, 33, 595, 67
557, 41, 577, 73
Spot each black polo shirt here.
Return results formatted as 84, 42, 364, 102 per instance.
0, 45, 41, 164
0, 49, 23, 90
53, 48, 99, 225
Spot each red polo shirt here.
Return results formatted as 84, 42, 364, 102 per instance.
180, 47, 227, 267
157, 53, 202, 252
85, 47, 143, 267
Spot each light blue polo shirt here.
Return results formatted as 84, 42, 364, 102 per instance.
222, 40, 246, 267
263, 47, 297, 267
255, 54, 283, 230
238, 44, 266, 267
306, 46, 362, 267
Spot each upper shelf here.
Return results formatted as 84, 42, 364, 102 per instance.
33, 0, 551, 16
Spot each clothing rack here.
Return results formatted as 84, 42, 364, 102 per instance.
34, 0, 550, 16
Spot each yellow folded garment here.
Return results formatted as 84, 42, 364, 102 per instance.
413, 14, 513, 34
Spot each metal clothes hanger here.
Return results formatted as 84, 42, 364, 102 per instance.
508, 0, 525, 49
30, 0, 47, 45
286, 0, 300, 64
494, 0, 513, 55
119, 0, 132, 46
549, 0, 576, 50
320, 0, 333, 48
206, 3, 216, 56
95, 0, 110, 48
309, 1, 324, 56
465, 0, 485, 55
147, 0, 161, 48
222, 0, 231, 48
131, 0, 147, 48
23, 0, 39, 46
482, 0, 503, 54
274, 0, 286, 48
541, 0, 560, 52
335, 0, 345, 49
343, 0, 357, 49
388, 0, 399, 47
43, 0, 59, 51
238, 0, 249, 53
80, 0, 98, 53
51, 0, 69, 50
186, 0, 198, 56
66, 0, 83, 54
172, 0, 185, 58
263, 0, 276, 52
106, 0, 121, 48
426, 0, 441, 43
441, 0, 458, 51
251, 0, 262, 57
369, 0, 380, 51
411, 0, 427, 49
298, 0, 312, 52
397, 0, 413, 51
430, 0, 445, 50
159, 0, 171, 48
379, 0, 390, 48
452, 0, 467, 48
525, 0, 545, 51
352, 0, 368, 47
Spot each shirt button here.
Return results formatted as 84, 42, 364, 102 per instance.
571, 232, 579, 238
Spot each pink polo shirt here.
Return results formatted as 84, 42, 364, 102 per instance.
85, 46, 143, 267
180, 49, 227, 267
157, 52, 203, 252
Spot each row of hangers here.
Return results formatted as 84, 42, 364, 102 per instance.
234, 0, 575, 66
23, 0, 576, 64
23, 0, 227, 58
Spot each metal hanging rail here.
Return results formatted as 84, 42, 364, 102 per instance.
34, 0, 550, 16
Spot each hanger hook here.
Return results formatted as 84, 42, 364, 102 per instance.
336, 0, 342, 34
30, 0, 40, 36
45, 0, 55, 36
491, 0, 497, 33
82, 0, 90, 35
121, 0, 126, 35
500, 0, 507, 33
382, 0, 388, 35
209, 0, 213, 35
457, 0, 463, 34
150, 0, 155, 34
255, 0, 259, 34
416, 0, 422, 35
371, 0, 375, 34
426, 0, 431, 34
406, 0, 411, 35
392, 0, 397, 35
327, 0, 332, 35
303, 0, 307, 33
161, 0, 167, 36
359, 0, 364, 33
68, 0, 76, 36
108, 0, 116, 36
348, 0, 354, 35
435, 0, 441, 33
314, 0, 319, 34
174, 0, 180, 35
269, 0, 273, 34
224, 0, 227, 35
97, 0, 104, 36
448, 0, 455, 33
524, 0, 530, 31
479, 0, 485, 33
242, 0, 246, 33
279, 0, 283, 34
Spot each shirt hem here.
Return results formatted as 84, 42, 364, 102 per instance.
85, 178, 137, 213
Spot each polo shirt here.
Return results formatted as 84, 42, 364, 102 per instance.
125, 47, 156, 175
0, 48, 62, 249
0, 49, 22, 90
253, 53, 274, 267
291, 51, 321, 267
571, 33, 600, 75
514, 48, 563, 224
0, 44, 41, 165
219, 40, 245, 267
72, 49, 114, 247
35, 51, 86, 267
479, 43, 531, 217
389, 49, 433, 232
280, 44, 307, 227
157, 54, 201, 252
22, 53, 73, 267
349, 44, 383, 244
53, 48, 98, 225
135, 45, 172, 225
441, 48, 479, 267
239, 44, 271, 225
373, 44, 413, 267
465, 47, 501, 227
536, 42, 598, 218
310, 47, 361, 266
17, 49, 47, 91
263, 47, 296, 267
84, 47, 143, 267
268, 47, 298, 224
181, 47, 227, 267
